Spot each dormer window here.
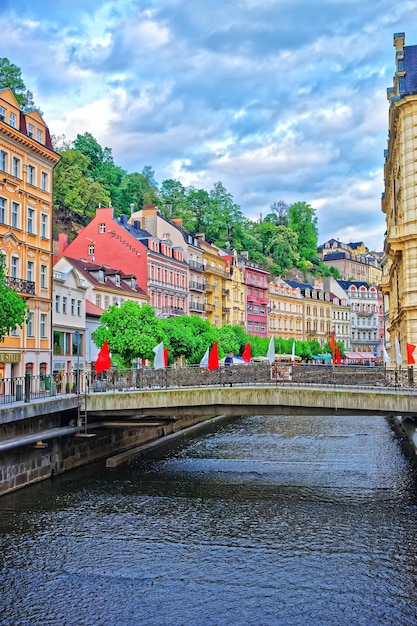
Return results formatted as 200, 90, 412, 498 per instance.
115, 274, 120, 285
98, 269, 105, 282
28, 124, 34, 138
131, 277, 136, 289
0, 106, 5, 122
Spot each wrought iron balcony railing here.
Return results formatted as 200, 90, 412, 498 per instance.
6, 276, 36, 295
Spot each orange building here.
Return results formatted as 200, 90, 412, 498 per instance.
0, 88, 60, 379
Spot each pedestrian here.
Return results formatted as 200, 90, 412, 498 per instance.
224, 352, 234, 386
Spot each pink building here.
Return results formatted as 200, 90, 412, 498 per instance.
242, 258, 269, 337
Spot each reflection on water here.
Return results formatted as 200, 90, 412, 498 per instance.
1, 414, 417, 626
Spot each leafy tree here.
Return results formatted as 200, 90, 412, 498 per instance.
53, 149, 110, 223
266, 226, 300, 276
0, 58, 36, 109
0, 257, 29, 341
113, 172, 146, 215
93, 302, 164, 367
141, 165, 160, 205
161, 315, 218, 364
288, 201, 318, 263
218, 325, 240, 356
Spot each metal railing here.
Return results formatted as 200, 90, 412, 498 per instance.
0, 365, 416, 406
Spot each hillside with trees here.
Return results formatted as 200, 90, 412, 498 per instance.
2, 58, 340, 280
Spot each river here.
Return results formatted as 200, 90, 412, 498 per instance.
1, 413, 417, 626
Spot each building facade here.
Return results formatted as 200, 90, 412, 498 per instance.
268, 278, 304, 341
0, 88, 60, 379
381, 32, 417, 365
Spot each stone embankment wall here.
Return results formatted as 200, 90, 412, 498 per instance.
0, 409, 212, 497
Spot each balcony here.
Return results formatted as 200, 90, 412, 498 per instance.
189, 302, 205, 312
222, 307, 230, 313
6, 276, 35, 296
205, 303, 215, 312
206, 266, 229, 278
204, 283, 215, 292
190, 281, 204, 292
189, 260, 204, 272
222, 288, 230, 296
157, 307, 185, 318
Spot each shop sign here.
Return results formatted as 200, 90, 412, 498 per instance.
0, 352, 21, 363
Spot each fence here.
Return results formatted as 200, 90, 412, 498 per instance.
0, 364, 415, 406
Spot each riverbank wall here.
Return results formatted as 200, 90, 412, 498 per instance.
0, 404, 215, 497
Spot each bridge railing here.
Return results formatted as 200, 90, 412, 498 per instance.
85, 364, 416, 394
0, 365, 415, 406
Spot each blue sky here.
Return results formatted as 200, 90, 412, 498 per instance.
2, 0, 417, 251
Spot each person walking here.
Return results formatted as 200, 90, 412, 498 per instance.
224, 352, 234, 386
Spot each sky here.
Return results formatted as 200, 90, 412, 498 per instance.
2, 0, 417, 252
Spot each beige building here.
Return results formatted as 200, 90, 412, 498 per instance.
381, 33, 417, 365
0, 88, 60, 380
268, 278, 304, 341
198, 236, 229, 327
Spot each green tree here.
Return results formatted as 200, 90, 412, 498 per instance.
288, 201, 318, 263
162, 315, 218, 364
113, 172, 146, 215
93, 302, 164, 367
266, 226, 300, 276
141, 165, 160, 205
53, 149, 110, 223
0, 58, 36, 109
0, 257, 29, 341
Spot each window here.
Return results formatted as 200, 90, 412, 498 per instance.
0, 150, 7, 172
12, 157, 20, 178
40, 213, 47, 238
28, 123, 34, 138
27, 260, 34, 282
104, 296, 109, 309
88, 244, 95, 255
95, 294, 101, 308
99, 223, 106, 234
77, 300, 81, 316
27, 208, 34, 233
11, 256, 18, 278
98, 270, 105, 282
27, 312, 34, 337
40, 314, 47, 338
0, 106, 5, 121
9, 112, 16, 128
55, 295, 60, 313
0, 197, 5, 223
115, 274, 120, 286
28, 165, 35, 185
37, 129, 43, 143
71, 298, 75, 315
11, 202, 19, 228
40, 264, 47, 288
41, 172, 48, 191
62, 296, 67, 314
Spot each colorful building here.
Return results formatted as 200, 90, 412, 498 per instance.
268, 278, 304, 341
381, 32, 417, 365
242, 256, 269, 337
0, 87, 60, 379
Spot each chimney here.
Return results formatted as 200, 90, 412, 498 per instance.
196, 233, 205, 242
58, 233, 69, 256
172, 218, 183, 227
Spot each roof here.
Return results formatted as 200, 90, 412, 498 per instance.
344, 352, 376, 360
85, 299, 105, 317
62, 256, 147, 296
403, 44, 417, 93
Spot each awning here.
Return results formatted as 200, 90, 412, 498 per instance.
344, 352, 376, 361
312, 354, 332, 360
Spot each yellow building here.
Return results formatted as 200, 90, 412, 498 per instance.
381, 33, 417, 365
223, 250, 246, 328
0, 88, 60, 379
197, 235, 229, 327
268, 278, 304, 341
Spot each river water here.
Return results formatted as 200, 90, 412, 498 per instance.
1, 413, 417, 626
